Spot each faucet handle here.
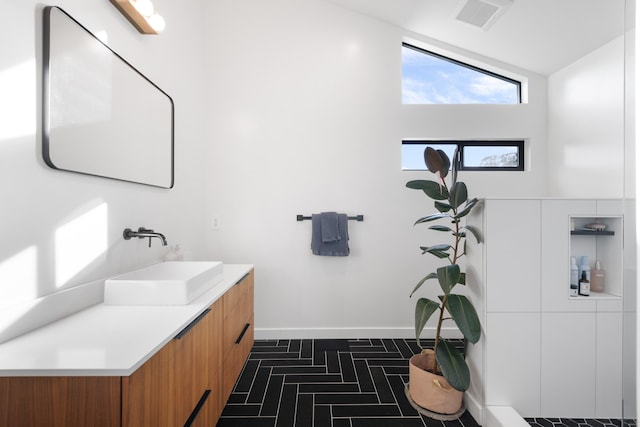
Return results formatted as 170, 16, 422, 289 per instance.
137, 227, 154, 247
123, 228, 135, 240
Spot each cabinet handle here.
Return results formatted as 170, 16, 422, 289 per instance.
235, 272, 249, 286
183, 389, 211, 427
235, 323, 251, 344
174, 309, 211, 340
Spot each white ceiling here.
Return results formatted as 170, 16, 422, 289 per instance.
322, 0, 627, 75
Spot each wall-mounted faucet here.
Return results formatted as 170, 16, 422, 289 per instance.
123, 227, 168, 247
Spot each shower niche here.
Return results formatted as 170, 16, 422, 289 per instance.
570, 215, 623, 299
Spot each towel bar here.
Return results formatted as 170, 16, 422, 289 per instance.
297, 214, 364, 222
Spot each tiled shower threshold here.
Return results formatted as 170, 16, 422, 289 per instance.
216, 338, 635, 427
525, 418, 636, 427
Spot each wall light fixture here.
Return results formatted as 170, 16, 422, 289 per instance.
109, 0, 166, 34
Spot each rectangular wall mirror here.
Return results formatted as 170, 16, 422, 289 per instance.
42, 6, 174, 189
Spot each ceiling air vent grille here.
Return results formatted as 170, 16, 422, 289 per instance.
453, 0, 513, 31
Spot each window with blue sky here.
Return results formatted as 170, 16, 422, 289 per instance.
402, 43, 521, 104
401, 141, 525, 171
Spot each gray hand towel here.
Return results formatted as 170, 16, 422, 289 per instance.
320, 211, 341, 242
311, 213, 350, 256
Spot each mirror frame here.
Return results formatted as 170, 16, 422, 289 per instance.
42, 6, 174, 189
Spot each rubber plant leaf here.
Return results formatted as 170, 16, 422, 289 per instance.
437, 264, 460, 295
406, 180, 449, 201
446, 294, 481, 344
455, 198, 479, 219
414, 213, 449, 225
435, 338, 470, 391
436, 149, 451, 178
428, 225, 454, 233
424, 147, 444, 175
409, 272, 438, 297
421, 244, 451, 259
463, 225, 482, 243
415, 298, 440, 347
449, 182, 468, 210
458, 272, 466, 285
434, 201, 452, 213
451, 148, 459, 186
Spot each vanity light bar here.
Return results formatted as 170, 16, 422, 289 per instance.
109, 0, 165, 35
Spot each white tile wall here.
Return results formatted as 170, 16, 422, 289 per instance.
541, 312, 596, 417
486, 200, 541, 313
485, 312, 541, 416
596, 312, 623, 417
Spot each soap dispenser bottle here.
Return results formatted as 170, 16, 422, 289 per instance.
164, 244, 184, 261
591, 260, 605, 293
570, 257, 579, 297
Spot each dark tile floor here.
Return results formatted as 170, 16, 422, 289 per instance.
216, 338, 635, 427
216, 338, 479, 427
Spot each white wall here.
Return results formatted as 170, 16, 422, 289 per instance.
202, 0, 549, 339
0, 0, 628, 346
0, 0, 209, 341
548, 36, 626, 198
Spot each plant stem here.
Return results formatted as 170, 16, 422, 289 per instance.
432, 175, 461, 375
433, 294, 447, 374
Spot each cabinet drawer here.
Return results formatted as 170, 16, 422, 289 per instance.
123, 305, 222, 427
121, 339, 176, 427
173, 309, 215, 425
222, 315, 254, 398
189, 389, 223, 427
222, 270, 254, 357
223, 271, 253, 315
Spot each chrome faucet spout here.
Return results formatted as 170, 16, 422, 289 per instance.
123, 227, 168, 247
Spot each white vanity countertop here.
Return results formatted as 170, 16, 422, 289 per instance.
0, 264, 253, 377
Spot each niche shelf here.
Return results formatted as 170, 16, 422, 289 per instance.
570, 230, 615, 236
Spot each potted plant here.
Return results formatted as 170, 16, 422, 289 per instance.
405, 147, 482, 418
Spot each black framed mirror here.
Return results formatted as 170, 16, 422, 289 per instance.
42, 6, 174, 188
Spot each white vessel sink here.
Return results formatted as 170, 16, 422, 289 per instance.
104, 261, 224, 305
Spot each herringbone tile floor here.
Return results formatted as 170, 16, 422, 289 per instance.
216, 338, 480, 427
216, 338, 636, 427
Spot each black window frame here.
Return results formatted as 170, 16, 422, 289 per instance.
402, 140, 525, 172
402, 43, 523, 104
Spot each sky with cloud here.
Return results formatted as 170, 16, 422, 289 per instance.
402, 46, 519, 104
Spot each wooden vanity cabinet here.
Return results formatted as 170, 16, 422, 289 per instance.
222, 269, 255, 399
0, 267, 254, 427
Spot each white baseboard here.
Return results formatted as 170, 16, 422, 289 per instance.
484, 406, 529, 427
254, 327, 463, 340
464, 392, 483, 425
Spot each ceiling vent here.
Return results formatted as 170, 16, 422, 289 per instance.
453, 0, 513, 31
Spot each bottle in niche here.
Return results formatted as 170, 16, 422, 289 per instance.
570, 257, 579, 297
591, 260, 605, 293
579, 271, 590, 296
578, 256, 590, 282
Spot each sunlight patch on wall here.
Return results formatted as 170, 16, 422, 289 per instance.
564, 145, 620, 169
0, 59, 35, 141
0, 246, 38, 310
55, 203, 108, 288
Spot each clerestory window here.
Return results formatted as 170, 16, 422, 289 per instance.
402, 43, 521, 104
